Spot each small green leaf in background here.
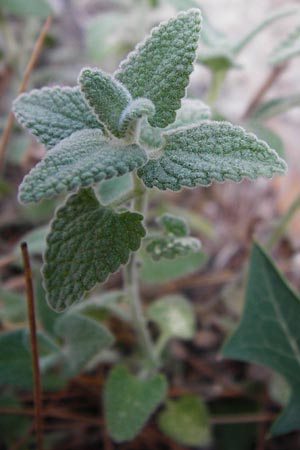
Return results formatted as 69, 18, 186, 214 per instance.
251, 94, 300, 120
98, 173, 133, 205
269, 24, 300, 65
198, 47, 238, 71
0, 289, 26, 323
13, 87, 101, 149
139, 248, 206, 284
0, 0, 53, 17
138, 122, 287, 191
43, 188, 146, 311
18, 129, 147, 203
158, 213, 189, 237
55, 313, 114, 374
157, 394, 211, 447
104, 365, 167, 442
115, 9, 202, 128
223, 242, 300, 436
147, 295, 196, 340
146, 235, 201, 261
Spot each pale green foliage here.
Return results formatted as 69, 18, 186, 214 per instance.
115, 9, 202, 127
157, 395, 211, 447
43, 188, 145, 311
139, 99, 211, 149
269, 25, 300, 64
13, 87, 102, 149
252, 94, 300, 120
147, 295, 196, 340
55, 313, 114, 374
139, 122, 287, 190
223, 243, 300, 436
104, 365, 167, 442
18, 130, 147, 203
146, 235, 201, 261
0, 0, 52, 17
158, 213, 189, 237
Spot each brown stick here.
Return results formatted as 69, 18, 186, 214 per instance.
21, 242, 44, 450
242, 63, 287, 119
0, 16, 52, 172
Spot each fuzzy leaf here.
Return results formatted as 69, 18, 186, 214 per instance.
139, 99, 211, 149
138, 122, 287, 191
98, 173, 133, 205
104, 365, 167, 442
157, 213, 189, 237
55, 313, 114, 374
43, 188, 146, 312
79, 68, 131, 137
13, 87, 101, 149
0, 0, 52, 17
146, 235, 201, 261
223, 243, 300, 436
147, 295, 196, 340
115, 9, 202, 128
119, 98, 155, 137
269, 25, 300, 65
157, 395, 211, 447
18, 129, 147, 203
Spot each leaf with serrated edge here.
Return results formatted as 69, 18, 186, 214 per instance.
146, 235, 201, 261
79, 68, 131, 137
55, 313, 114, 373
18, 129, 147, 204
43, 188, 145, 312
104, 365, 167, 442
139, 99, 211, 150
158, 213, 189, 237
115, 9, 202, 128
138, 122, 287, 191
147, 295, 196, 340
223, 243, 300, 436
13, 87, 102, 149
157, 395, 211, 447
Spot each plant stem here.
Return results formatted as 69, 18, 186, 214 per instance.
205, 70, 226, 106
123, 173, 158, 370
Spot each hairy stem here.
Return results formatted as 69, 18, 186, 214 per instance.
205, 70, 226, 106
123, 174, 158, 369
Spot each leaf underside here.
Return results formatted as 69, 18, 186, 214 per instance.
104, 365, 167, 442
138, 121, 287, 190
115, 9, 202, 128
223, 243, 300, 436
43, 188, 146, 312
18, 129, 147, 203
13, 87, 102, 149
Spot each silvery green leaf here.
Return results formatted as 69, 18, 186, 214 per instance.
104, 365, 167, 442
13, 87, 102, 149
115, 9, 202, 128
18, 129, 147, 204
269, 25, 300, 65
138, 122, 287, 191
79, 68, 131, 137
43, 188, 146, 312
147, 295, 196, 340
146, 235, 201, 261
139, 99, 211, 150
55, 313, 114, 374
119, 98, 155, 137
157, 213, 189, 237
157, 395, 211, 447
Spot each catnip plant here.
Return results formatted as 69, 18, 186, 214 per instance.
13, 9, 287, 443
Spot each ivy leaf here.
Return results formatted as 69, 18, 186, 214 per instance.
115, 9, 202, 128
157, 395, 211, 447
13, 87, 102, 149
18, 129, 147, 203
139, 99, 211, 149
223, 243, 300, 436
269, 25, 300, 65
157, 213, 189, 237
43, 188, 146, 312
138, 122, 287, 191
55, 313, 114, 374
146, 235, 201, 261
147, 295, 196, 340
0, 0, 53, 17
104, 365, 167, 442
